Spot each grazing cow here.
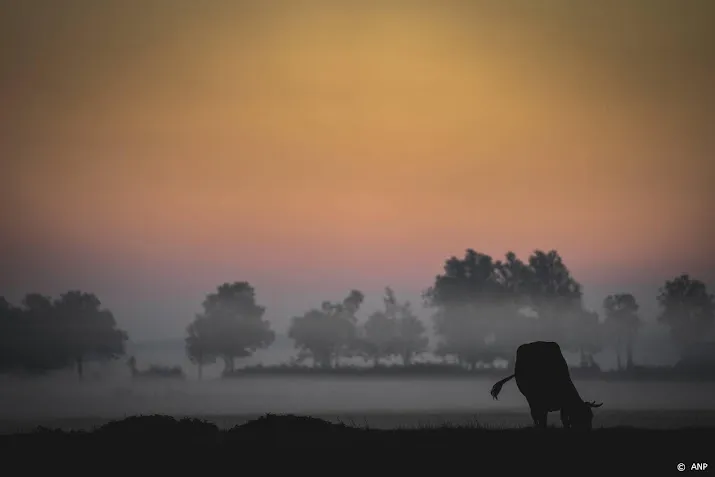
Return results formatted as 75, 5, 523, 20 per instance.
490, 341, 603, 429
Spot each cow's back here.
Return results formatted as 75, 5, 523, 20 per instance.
514, 341, 571, 405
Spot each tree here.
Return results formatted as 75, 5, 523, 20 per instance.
0, 297, 23, 373
185, 315, 216, 380
289, 309, 340, 368
193, 282, 275, 374
525, 250, 585, 347
332, 290, 365, 366
424, 248, 598, 369
564, 308, 604, 368
424, 250, 520, 368
494, 251, 533, 301
361, 287, 428, 366
603, 293, 640, 370
523, 250, 608, 366
288, 290, 364, 368
0, 292, 128, 378
492, 252, 540, 358
362, 310, 397, 366
18, 293, 62, 372
392, 300, 428, 365
657, 274, 714, 351
0, 294, 60, 373
52, 291, 128, 379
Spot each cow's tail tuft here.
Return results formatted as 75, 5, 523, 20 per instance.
490, 374, 515, 400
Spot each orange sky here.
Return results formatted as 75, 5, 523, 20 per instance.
1, 1, 714, 338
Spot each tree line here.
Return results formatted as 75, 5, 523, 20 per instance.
1, 249, 713, 379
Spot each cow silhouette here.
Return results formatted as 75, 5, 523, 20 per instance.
490, 341, 603, 429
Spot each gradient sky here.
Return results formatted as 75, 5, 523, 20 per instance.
2, 1, 714, 340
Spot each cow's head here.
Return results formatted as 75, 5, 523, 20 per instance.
568, 400, 603, 430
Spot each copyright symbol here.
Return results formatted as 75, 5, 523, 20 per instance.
677, 463, 685, 472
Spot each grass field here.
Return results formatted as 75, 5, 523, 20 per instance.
1, 413, 712, 473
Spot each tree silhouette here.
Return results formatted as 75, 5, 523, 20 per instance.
525, 250, 583, 340
564, 308, 603, 368
424, 250, 523, 368
362, 309, 396, 366
494, 252, 533, 300
192, 282, 275, 374
361, 287, 428, 366
424, 248, 600, 369
603, 293, 640, 370
52, 291, 128, 379
185, 315, 216, 380
0, 293, 62, 373
0, 292, 127, 378
657, 275, 714, 352
333, 290, 365, 366
392, 300, 428, 365
492, 252, 539, 359
0, 297, 23, 373
383, 287, 428, 365
288, 290, 364, 368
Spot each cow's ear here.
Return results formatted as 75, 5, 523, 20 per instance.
586, 401, 603, 408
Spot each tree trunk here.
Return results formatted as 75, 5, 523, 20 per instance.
402, 352, 411, 367
76, 357, 84, 380
223, 356, 234, 375
317, 352, 331, 369
615, 337, 622, 371
196, 351, 203, 380
626, 338, 634, 370
373, 356, 379, 368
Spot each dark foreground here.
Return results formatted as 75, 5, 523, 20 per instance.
1, 414, 712, 474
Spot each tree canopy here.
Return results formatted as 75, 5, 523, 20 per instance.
0, 291, 127, 378
424, 249, 596, 368
604, 293, 640, 370
657, 274, 714, 350
360, 287, 428, 366
288, 290, 364, 368
185, 282, 275, 375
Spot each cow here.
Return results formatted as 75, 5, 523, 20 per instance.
490, 341, 603, 429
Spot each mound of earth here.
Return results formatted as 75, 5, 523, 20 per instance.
95, 415, 220, 445
233, 413, 356, 434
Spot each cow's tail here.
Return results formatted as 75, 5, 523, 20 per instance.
490, 374, 515, 400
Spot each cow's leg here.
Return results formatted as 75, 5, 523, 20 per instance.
530, 407, 547, 428
560, 409, 571, 428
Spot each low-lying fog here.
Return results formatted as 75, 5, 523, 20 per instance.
2, 374, 713, 422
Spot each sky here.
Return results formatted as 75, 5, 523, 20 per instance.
1, 1, 714, 340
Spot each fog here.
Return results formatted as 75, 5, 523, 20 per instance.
1, 373, 714, 433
